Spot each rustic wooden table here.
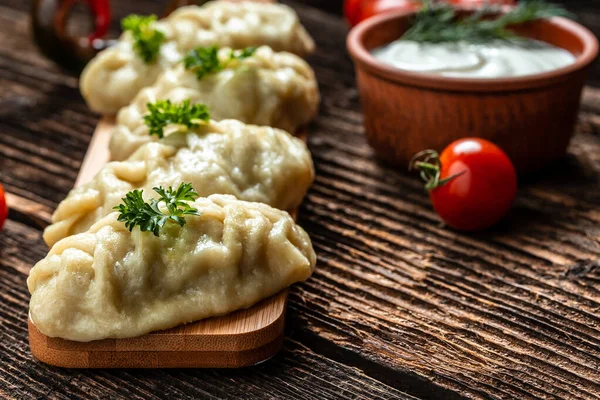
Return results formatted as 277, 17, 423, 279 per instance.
2, 0, 600, 399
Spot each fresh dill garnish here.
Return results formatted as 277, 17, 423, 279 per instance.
143, 100, 211, 139
402, 0, 572, 44
114, 183, 201, 236
121, 14, 166, 64
183, 46, 258, 80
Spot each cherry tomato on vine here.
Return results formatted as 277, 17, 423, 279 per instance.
411, 138, 517, 231
345, 0, 421, 27
0, 183, 7, 231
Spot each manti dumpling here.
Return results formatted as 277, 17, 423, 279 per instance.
43, 120, 314, 247
29, 194, 316, 341
81, 2, 315, 114
110, 46, 319, 161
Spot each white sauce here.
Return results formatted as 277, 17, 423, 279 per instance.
371, 39, 576, 78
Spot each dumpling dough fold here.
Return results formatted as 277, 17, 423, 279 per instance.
110, 46, 319, 160
43, 120, 314, 247
29, 194, 316, 342
80, 1, 315, 114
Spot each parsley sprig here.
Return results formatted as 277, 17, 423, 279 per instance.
122, 14, 166, 64
183, 46, 258, 80
114, 183, 200, 236
144, 100, 211, 139
402, 1, 572, 44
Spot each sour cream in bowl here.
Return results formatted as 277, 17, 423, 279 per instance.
371, 39, 576, 78
347, 7, 598, 173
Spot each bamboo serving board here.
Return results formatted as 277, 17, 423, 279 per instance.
29, 117, 293, 368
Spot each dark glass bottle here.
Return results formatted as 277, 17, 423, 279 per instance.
30, 0, 215, 72
31, 0, 113, 72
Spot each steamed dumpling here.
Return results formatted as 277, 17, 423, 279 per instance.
110, 46, 319, 161
81, 2, 315, 114
29, 194, 316, 341
43, 120, 314, 247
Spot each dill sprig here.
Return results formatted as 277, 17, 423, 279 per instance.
114, 183, 200, 236
144, 100, 210, 139
402, 1, 572, 44
121, 14, 166, 64
183, 46, 258, 80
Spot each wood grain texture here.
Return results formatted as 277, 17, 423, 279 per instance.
28, 318, 286, 369
1, 0, 600, 399
73, 117, 113, 187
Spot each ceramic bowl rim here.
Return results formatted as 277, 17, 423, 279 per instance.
346, 8, 599, 92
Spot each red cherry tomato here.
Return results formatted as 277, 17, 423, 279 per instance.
344, 0, 364, 26
359, 0, 421, 25
344, 0, 515, 27
345, 0, 421, 27
411, 138, 517, 231
0, 183, 7, 231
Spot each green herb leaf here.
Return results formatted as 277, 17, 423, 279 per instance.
402, 0, 572, 44
121, 14, 166, 64
183, 46, 258, 80
113, 183, 201, 236
144, 99, 211, 139
409, 150, 465, 191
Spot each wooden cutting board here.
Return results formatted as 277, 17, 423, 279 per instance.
28, 117, 293, 368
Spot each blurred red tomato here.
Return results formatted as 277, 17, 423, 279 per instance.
344, 0, 364, 26
359, 0, 421, 25
447, 0, 516, 5
345, 0, 421, 27
345, 0, 517, 27
0, 183, 7, 231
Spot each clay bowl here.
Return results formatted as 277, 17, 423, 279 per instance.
347, 9, 598, 173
